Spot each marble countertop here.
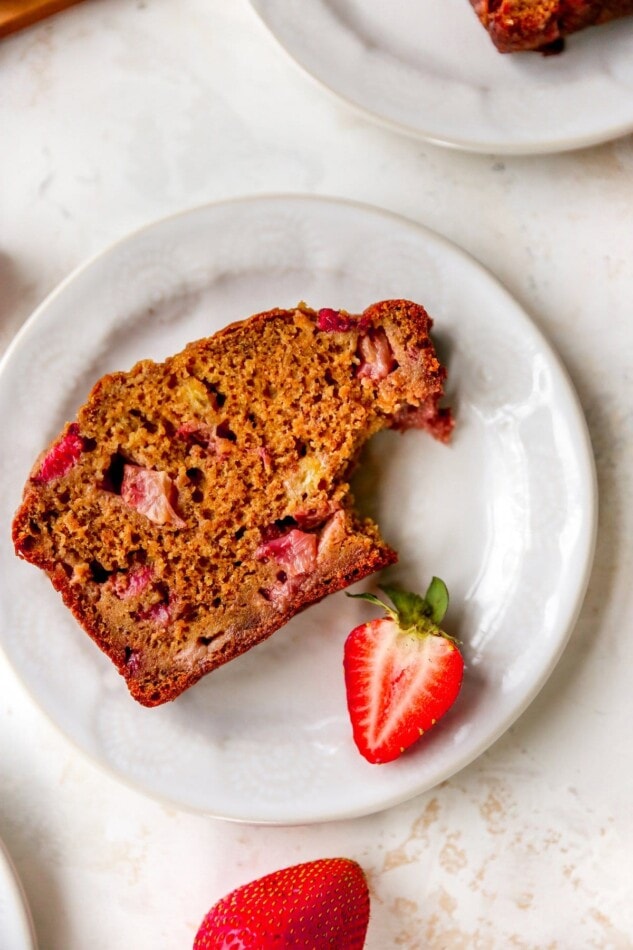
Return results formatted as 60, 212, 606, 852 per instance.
1, 2, 632, 947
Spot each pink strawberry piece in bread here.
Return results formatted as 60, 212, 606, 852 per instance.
176, 422, 234, 456
317, 309, 398, 381
120, 465, 185, 528
34, 423, 86, 483
345, 579, 464, 764
193, 857, 370, 950
255, 528, 318, 576
255, 527, 321, 610
317, 307, 357, 332
137, 601, 172, 627
357, 328, 396, 381
109, 564, 154, 600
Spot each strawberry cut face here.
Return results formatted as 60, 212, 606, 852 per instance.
344, 580, 464, 764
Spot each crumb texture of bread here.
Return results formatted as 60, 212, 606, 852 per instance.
470, 0, 633, 51
13, 300, 453, 706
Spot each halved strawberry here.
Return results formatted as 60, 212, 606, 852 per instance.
344, 579, 463, 764
193, 857, 370, 949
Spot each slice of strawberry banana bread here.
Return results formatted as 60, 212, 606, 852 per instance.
12, 299, 453, 706
470, 0, 633, 52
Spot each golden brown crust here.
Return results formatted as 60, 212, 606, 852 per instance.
13, 300, 451, 706
470, 0, 633, 52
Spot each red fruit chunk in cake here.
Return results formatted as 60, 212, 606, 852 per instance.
120, 465, 186, 528
357, 328, 396, 381
109, 564, 154, 600
317, 307, 356, 332
33, 423, 86, 483
137, 601, 172, 627
255, 528, 318, 577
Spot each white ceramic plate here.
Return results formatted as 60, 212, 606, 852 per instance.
0, 838, 35, 950
0, 196, 595, 823
250, 0, 633, 153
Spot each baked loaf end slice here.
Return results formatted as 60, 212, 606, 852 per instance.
470, 0, 633, 52
13, 299, 453, 707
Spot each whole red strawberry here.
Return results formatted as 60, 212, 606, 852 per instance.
344, 579, 463, 764
193, 857, 369, 949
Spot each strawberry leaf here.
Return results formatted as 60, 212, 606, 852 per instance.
379, 585, 431, 629
348, 578, 450, 629
346, 591, 396, 618
424, 576, 449, 624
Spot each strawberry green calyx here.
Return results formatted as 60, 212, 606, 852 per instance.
348, 576, 451, 632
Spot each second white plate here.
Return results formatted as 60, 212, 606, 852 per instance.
0, 839, 35, 950
0, 196, 595, 822
250, 0, 633, 153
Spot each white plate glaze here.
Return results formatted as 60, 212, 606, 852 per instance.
0, 196, 596, 823
249, 0, 633, 153
0, 839, 35, 950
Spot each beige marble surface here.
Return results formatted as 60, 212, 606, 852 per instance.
1, 1, 632, 947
